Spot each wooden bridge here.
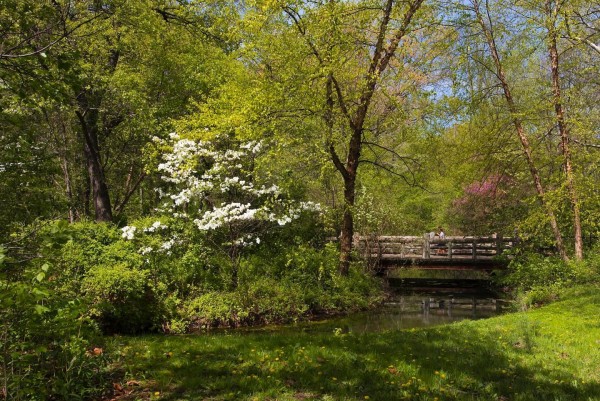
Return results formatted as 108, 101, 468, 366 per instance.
355, 235, 516, 270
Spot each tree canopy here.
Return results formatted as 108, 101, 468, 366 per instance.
1, 0, 599, 261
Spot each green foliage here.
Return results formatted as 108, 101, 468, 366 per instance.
0, 246, 110, 400
38, 220, 382, 334
504, 254, 599, 290
501, 250, 600, 308
82, 263, 154, 334
179, 244, 383, 330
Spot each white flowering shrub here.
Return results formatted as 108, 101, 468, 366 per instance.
117, 134, 322, 290
150, 133, 320, 248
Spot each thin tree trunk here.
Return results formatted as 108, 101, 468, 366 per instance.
114, 172, 146, 216
76, 101, 113, 222
45, 109, 78, 222
472, 0, 568, 261
60, 156, 75, 223
546, 0, 583, 260
57, 115, 76, 223
83, 173, 91, 217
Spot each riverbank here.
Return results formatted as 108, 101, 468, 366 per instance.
106, 284, 600, 400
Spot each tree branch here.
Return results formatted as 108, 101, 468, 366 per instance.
358, 159, 419, 187
114, 172, 146, 215
1, 13, 105, 59
361, 140, 420, 165
283, 5, 354, 129
355, 0, 425, 128
571, 138, 600, 149
563, 13, 600, 55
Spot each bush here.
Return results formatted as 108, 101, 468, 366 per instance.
501, 250, 600, 308
0, 248, 111, 400
179, 244, 384, 330
46, 220, 197, 334
183, 291, 243, 329
504, 253, 599, 290
82, 263, 156, 334
31, 220, 384, 334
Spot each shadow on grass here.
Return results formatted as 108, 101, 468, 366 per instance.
113, 290, 600, 401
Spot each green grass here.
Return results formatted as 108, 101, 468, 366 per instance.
108, 285, 600, 401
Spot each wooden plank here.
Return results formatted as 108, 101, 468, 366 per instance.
358, 236, 422, 242
496, 235, 503, 255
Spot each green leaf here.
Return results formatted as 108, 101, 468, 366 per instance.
34, 304, 50, 315
32, 288, 49, 297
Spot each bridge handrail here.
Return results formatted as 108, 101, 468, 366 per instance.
354, 234, 517, 262
356, 235, 516, 242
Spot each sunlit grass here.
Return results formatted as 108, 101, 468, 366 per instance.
108, 285, 600, 400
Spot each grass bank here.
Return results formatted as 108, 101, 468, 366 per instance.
107, 285, 600, 401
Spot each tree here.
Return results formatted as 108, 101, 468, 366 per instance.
544, 0, 583, 259
124, 134, 319, 287
0, 0, 235, 225
468, 0, 568, 260
237, 0, 428, 274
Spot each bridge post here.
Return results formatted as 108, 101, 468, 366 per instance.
496, 235, 503, 256
448, 241, 453, 260
423, 234, 431, 259
472, 238, 478, 260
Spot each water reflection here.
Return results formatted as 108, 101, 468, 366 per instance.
291, 294, 503, 335
289, 277, 505, 334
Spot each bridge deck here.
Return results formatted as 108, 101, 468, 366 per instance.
356, 235, 515, 269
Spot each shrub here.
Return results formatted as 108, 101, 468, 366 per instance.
32, 220, 384, 335
178, 245, 384, 330
0, 248, 110, 400
504, 253, 599, 290
82, 263, 156, 334
501, 249, 600, 308
183, 291, 242, 329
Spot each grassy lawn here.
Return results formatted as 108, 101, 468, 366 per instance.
108, 285, 600, 401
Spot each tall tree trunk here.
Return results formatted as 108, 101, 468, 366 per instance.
473, 0, 568, 261
546, 0, 583, 260
334, 0, 424, 274
76, 96, 113, 222
72, 49, 119, 222
338, 132, 361, 275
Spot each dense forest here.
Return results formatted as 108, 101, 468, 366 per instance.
1, 0, 599, 400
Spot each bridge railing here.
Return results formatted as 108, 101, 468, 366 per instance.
356, 235, 516, 262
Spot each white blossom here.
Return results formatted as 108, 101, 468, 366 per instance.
144, 221, 167, 233
139, 246, 153, 255
121, 226, 137, 240
153, 134, 322, 247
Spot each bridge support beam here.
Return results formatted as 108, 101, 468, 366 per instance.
423, 234, 431, 259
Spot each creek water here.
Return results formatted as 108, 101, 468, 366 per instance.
239, 277, 508, 335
